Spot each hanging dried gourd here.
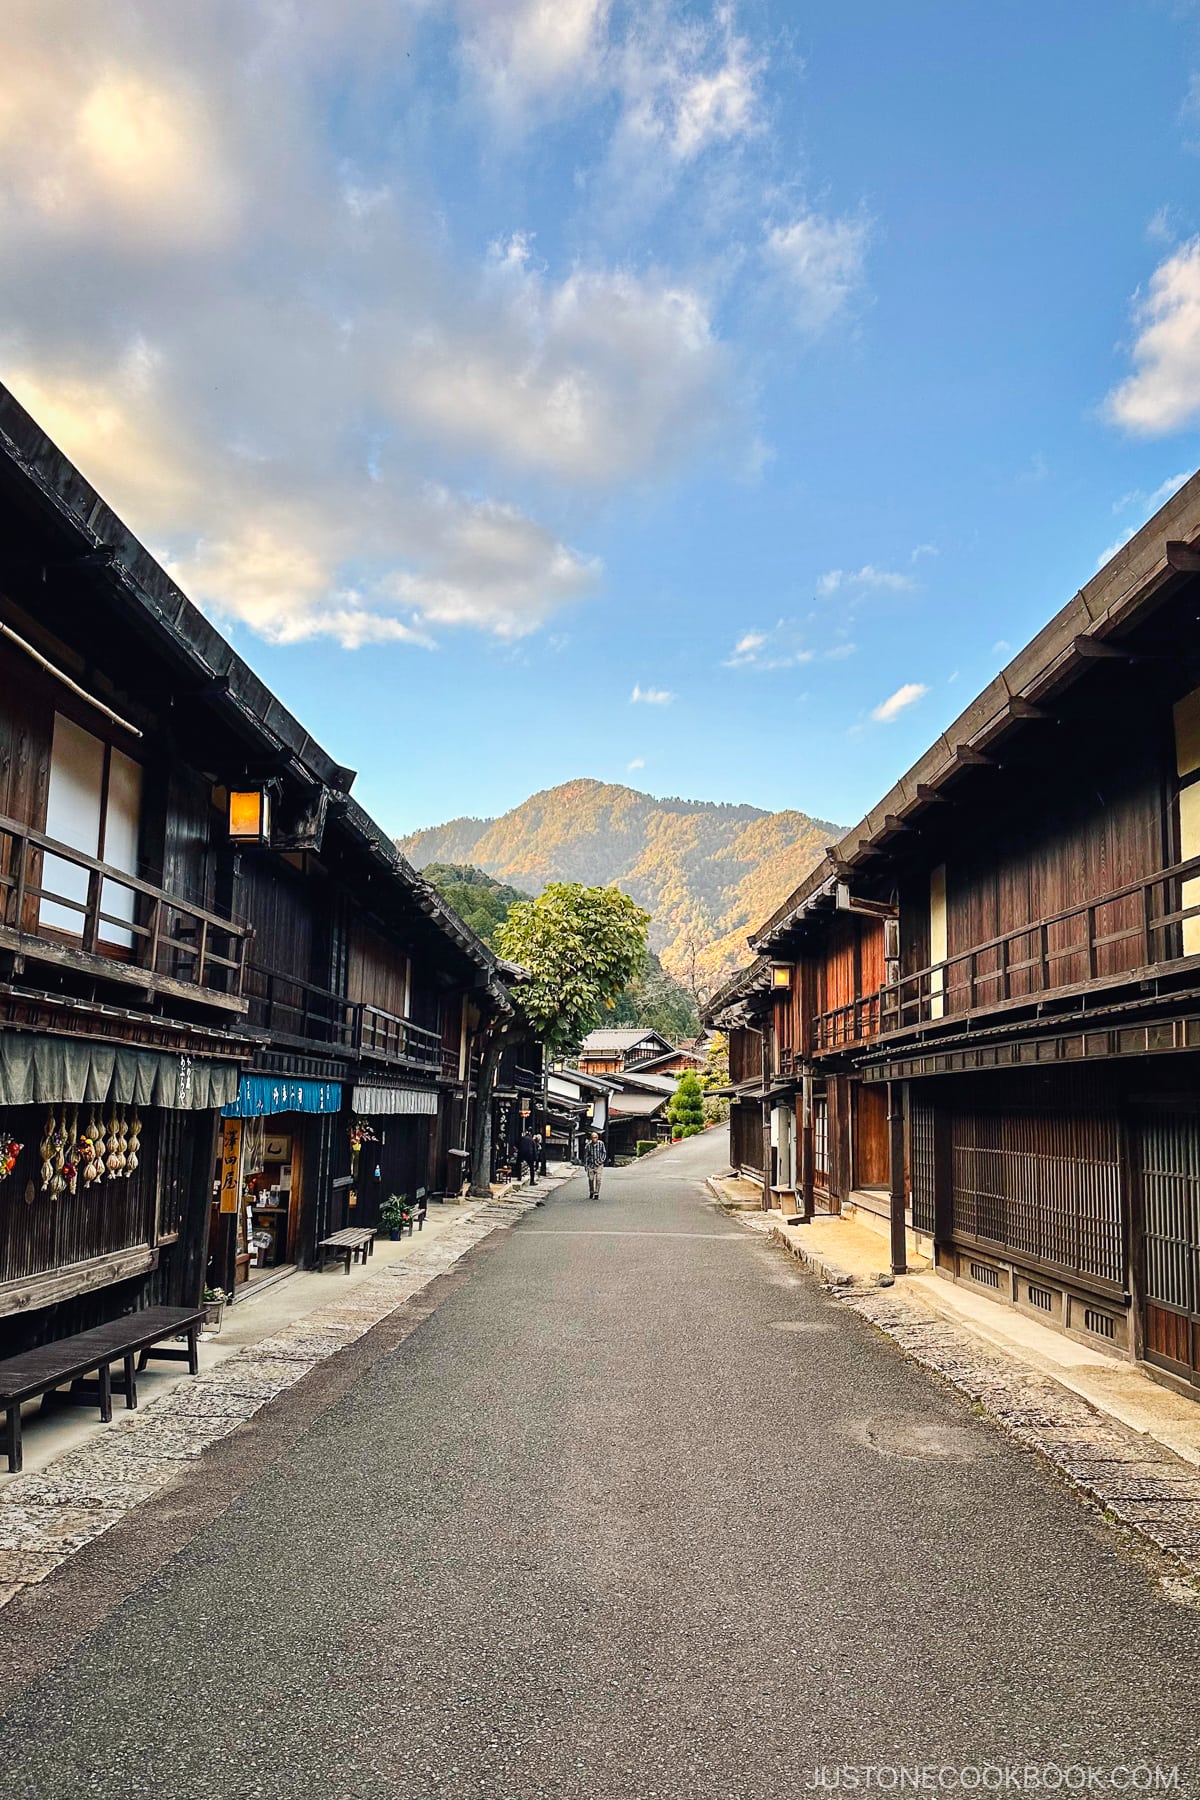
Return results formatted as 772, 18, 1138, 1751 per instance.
39, 1113, 54, 1191
105, 1111, 121, 1177
115, 1105, 129, 1176
126, 1110, 141, 1177
62, 1106, 80, 1197
48, 1113, 67, 1197
87, 1111, 104, 1184
78, 1114, 100, 1187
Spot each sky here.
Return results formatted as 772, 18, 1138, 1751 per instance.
4, 2, 1200, 837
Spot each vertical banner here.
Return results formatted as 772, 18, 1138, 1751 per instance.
219, 1119, 242, 1215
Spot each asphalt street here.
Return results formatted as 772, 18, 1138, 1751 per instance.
6, 1133, 1200, 1799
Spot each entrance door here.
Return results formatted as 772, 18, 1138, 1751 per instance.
1139, 1111, 1200, 1383
852, 1083, 890, 1189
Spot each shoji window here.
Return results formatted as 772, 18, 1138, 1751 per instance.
1174, 687, 1200, 955
41, 714, 143, 949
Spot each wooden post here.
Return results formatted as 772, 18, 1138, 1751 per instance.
799, 1071, 815, 1223
888, 1079, 907, 1276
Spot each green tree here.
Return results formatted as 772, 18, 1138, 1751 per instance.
668, 1070, 706, 1138
698, 1031, 730, 1124
468, 884, 650, 1192
496, 883, 651, 1058
423, 863, 530, 947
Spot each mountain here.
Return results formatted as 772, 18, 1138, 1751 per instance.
399, 779, 842, 987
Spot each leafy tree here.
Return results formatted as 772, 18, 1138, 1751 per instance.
423, 863, 530, 947
467, 884, 650, 1192
496, 884, 651, 1058
698, 1031, 730, 1123
668, 1070, 706, 1138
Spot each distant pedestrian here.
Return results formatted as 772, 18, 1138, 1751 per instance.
519, 1130, 539, 1186
582, 1131, 607, 1200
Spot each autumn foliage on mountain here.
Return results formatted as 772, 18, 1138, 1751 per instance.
399, 779, 842, 990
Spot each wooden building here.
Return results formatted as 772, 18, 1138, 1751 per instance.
0, 381, 516, 1353
713, 471, 1200, 1394
576, 1027, 674, 1076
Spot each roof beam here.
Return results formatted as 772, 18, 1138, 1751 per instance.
1167, 541, 1200, 574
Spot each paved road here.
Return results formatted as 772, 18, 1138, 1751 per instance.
7, 1135, 1200, 1798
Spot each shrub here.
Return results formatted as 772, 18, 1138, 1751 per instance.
636, 1140, 657, 1157
668, 1071, 705, 1138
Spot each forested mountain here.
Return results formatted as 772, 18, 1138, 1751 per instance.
402, 779, 841, 988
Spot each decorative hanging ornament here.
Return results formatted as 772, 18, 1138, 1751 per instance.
126, 1110, 141, 1177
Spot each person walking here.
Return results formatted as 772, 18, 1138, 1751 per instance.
519, 1129, 540, 1187
582, 1130, 607, 1200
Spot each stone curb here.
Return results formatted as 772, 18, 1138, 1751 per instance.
744, 1208, 1200, 1587
0, 1183, 563, 1607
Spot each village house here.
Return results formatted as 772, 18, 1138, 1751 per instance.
710, 469, 1200, 1394
576, 1026, 675, 1076
0, 381, 519, 1378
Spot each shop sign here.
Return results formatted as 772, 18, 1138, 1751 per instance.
219, 1120, 242, 1215
222, 1077, 343, 1118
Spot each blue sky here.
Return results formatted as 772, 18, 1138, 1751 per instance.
4, 2, 1200, 835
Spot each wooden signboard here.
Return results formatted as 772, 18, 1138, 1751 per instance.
219, 1120, 242, 1215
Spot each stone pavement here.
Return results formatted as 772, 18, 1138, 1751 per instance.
0, 1176, 565, 1609
731, 1206, 1200, 1590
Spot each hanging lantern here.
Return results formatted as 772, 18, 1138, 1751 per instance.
228, 787, 272, 843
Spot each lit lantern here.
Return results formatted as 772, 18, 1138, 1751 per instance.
228, 788, 271, 844
771, 963, 793, 991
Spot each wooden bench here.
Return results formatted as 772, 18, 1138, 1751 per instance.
0, 1304, 204, 1475
316, 1226, 377, 1274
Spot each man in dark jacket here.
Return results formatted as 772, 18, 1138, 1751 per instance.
582, 1131, 607, 1199
519, 1130, 539, 1186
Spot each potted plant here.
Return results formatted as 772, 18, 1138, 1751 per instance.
380, 1194, 411, 1240
202, 1286, 226, 1333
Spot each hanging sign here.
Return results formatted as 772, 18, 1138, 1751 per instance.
219, 1119, 242, 1215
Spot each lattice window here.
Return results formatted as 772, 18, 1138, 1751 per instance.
950, 1107, 1122, 1286
910, 1099, 936, 1235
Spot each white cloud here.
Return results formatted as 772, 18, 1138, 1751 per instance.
872, 682, 928, 723
0, 2, 750, 651
816, 564, 916, 597
616, 3, 763, 163
630, 683, 675, 704
763, 211, 870, 334
724, 620, 812, 669
403, 252, 730, 484
1106, 239, 1200, 435
627, 757, 646, 771
457, 0, 611, 119
1113, 470, 1192, 515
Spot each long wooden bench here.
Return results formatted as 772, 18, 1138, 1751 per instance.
316, 1227, 377, 1274
0, 1304, 204, 1475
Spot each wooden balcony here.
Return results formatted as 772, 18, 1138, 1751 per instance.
246, 966, 446, 1073
813, 852, 1200, 1054
0, 812, 250, 1012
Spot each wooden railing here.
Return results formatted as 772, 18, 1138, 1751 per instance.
0, 812, 249, 1001
359, 1004, 442, 1070
813, 852, 1200, 1053
246, 966, 447, 1071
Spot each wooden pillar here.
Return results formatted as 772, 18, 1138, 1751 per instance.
888, 1079, 908, 1275
761, 1095, 772, 1212
799, 1071, 815, 1223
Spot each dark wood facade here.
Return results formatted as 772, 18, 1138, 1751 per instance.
712, 473, 1200, 1390
0, 380, 519, 1359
